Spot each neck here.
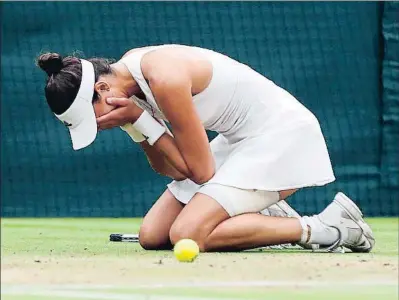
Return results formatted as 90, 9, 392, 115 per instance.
110, 63, 141, 97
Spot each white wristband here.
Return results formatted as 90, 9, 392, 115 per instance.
132, 110, 166, 146
120, 123, 146, 143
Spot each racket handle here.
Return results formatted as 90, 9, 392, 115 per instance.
109, 233, 139, 242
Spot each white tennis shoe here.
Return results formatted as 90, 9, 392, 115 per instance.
316, 192, 375, 253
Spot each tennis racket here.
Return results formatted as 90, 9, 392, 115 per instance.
109, 233, 139, 242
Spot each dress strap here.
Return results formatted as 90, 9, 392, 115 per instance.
120, 52, 163, 116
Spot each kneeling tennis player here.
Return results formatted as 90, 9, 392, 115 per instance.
37, 45, 375, 253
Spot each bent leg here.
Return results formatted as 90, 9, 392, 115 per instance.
139, 189, 184, 250
204, 213, 302, 251
169, 185, 303, 252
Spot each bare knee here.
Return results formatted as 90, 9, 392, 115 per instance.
169, 221, 206, 251
169, 192, 231, 252
139, 225, 171, 250
279, 189, 298, 200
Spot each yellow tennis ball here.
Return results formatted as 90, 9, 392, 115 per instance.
174, 239, 199, 262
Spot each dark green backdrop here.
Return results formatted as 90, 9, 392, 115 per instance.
1, 2, 398, 217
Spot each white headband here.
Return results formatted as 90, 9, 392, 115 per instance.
55, 59, 98, 150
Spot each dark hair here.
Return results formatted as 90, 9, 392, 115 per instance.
36, 52, 115, 114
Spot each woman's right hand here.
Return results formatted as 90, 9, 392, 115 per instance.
96, 98, 144, 130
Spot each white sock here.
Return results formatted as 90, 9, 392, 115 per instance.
299, 216, 339, 246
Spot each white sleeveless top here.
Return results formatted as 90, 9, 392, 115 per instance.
120, 45, 335, 191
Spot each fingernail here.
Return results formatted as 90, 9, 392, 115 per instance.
107, 98, 113, 104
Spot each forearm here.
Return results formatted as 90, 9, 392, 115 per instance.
141, 133, 209, 183
131, 113, 195, 180
140, 141, 187, 181
149, 131, 216, 185
151, 133, 194, 179
121, 121, 186, 180
127, 110, 213, 184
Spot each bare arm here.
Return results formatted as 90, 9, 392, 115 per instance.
143, 54, 215, 184
139, 140, 187, 180
98, 51, 215, 184
121, 116, 187, 180
97, 98, 195, 181
100, 102, 212, 183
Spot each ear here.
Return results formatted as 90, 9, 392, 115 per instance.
94, 81, 110, 95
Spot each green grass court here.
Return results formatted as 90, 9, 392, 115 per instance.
1, 218, 398, 300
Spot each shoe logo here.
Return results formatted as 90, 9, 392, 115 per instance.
63, 121, 72, 127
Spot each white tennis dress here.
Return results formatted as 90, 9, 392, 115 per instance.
120, 45, 335, 214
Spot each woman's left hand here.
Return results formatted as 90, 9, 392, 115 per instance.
97, 98, 144, 130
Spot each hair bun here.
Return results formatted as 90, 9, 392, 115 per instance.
37, 53, 64, 76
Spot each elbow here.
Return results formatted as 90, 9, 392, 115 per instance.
152, 168, 167, 177
149, 163, 167, 177
190, 168, 215, 185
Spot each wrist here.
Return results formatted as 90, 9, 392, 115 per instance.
132, 110, 166, 146
130, 107, 144, 123
120, 123, 146, 143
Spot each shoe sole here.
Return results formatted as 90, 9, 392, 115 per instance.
334, 192, 375, 252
